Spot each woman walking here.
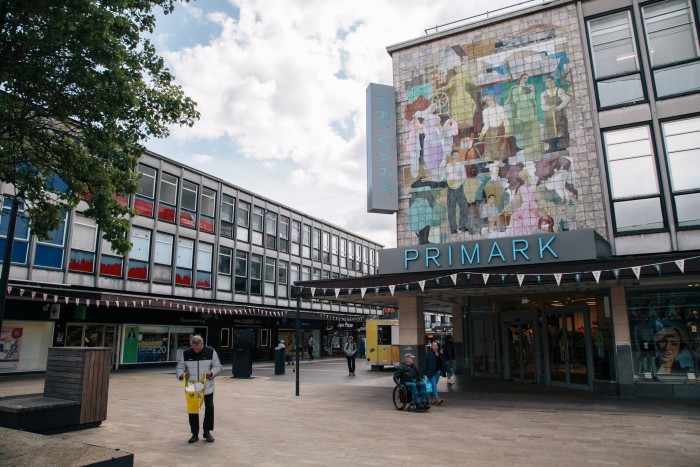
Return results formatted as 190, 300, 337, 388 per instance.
344, 336, 358, 376
424, 341, 444, 405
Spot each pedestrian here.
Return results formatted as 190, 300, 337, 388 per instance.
176, 335, 222, 443
424, 341, 444, 405
358, 337, 366, 359
344, 336, 358, 376
442, 336, 456, 385
308, 336, 315, 360
393, 353, 430, 412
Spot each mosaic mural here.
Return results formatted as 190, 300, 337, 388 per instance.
397, 14, 590, 246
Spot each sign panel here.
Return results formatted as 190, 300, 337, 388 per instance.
366, 83, 398, 213
379, 230, 610, 274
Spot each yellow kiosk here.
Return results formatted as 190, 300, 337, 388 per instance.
365, 319, 400, 370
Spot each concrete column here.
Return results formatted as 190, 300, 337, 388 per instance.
449, 304, 465, 374
610, 285, 634, 397
398, 295, 425, 370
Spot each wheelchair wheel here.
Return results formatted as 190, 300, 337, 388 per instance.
392, 385, 407, 411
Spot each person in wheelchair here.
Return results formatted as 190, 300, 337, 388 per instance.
393, 353, 430, 412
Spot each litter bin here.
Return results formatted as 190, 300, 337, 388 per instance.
274, 348, 285, 375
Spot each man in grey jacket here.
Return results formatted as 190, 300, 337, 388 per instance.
176, 335, 222, 443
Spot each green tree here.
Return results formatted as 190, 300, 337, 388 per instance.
0, 0, 199, 254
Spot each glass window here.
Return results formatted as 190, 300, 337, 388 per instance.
312, 228, 321, 261
340, 238, 347, 269
220, 194, 235, 239
158, 172, 178, 223
603, 126, 664, 232
279, 216, 290, 253
200, 187, 216, 218
237, 201, 250, 243
302, 224, 311, 259
264, 257, 276, 297
235, 251, 248, 293
642, 0, 700, 97
199, 187, 216, 234
588, 11, 645, 107
662, 116, 700, 227
100, 236, 123, 278
68, 214, 97, 273
154, 232, 174, 266
627, 289, 698, 377
322, 231, 330, 263
278, 260, 288, 298
290, 263, 299, 286
127, 226, 150, 280
250, 254, 262, 295
181, 180, 198, 211
176, 237, 194, 286
301, 265, 311, 281
129, 227, 151, 262
218, 246, 232, 292
291, 220, 301, 256
331, 235, 339, 266
362, 246, 369, 273
266, 212, 277, 250
137, 164, 157, 199
252, 206, 264, 246
196, 242, 213, 289
153, 232, 173, 283
135, 164, 156, 217
159, 172, 178, 205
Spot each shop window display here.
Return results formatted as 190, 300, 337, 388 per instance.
628, 291, 699, 378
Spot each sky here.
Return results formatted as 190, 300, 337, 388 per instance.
145, 0, 534, 248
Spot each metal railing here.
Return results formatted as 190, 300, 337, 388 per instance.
425, 0, 555, 35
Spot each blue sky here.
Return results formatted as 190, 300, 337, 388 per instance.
145, 0, 528, 247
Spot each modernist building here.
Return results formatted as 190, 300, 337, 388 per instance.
299, 0, 700, 398
0, 151, 383, 372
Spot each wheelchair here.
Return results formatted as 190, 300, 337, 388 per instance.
392, 383, 413, 411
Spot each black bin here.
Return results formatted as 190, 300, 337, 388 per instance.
274, 348, 286, 375
232, 329, 254, 378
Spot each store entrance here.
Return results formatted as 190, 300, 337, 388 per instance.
544, 308, 592, 388
503, 318, 538, 383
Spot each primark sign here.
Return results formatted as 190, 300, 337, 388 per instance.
379, 230, 611, 274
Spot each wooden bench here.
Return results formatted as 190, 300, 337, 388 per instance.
0, 347, 111, 434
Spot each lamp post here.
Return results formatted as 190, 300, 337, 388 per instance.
0, 194, 21, 331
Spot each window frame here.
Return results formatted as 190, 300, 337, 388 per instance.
602, 123, 668, 234
586, 8, 648, 109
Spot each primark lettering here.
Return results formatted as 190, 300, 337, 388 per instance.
378, 231, 610, 275
405, 236, 558, 269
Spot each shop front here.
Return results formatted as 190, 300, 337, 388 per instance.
323, 321, 358, 357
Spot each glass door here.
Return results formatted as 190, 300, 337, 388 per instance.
503, 319, 537, 382
544, 309, 592, 388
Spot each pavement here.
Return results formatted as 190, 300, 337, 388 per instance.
1, 358, 700, 467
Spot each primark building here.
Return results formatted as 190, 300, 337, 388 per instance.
298, 0, 700, 398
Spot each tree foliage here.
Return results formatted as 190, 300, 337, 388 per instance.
0, 0, 199, 254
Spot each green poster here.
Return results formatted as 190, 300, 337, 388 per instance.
123, 326, 139, 363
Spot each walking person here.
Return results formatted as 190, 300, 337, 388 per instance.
424, 341, 444, 405
344, 336, 358, 376
176, 335, 222, 443
307, 336, 315, 360
442, 336, 456, 385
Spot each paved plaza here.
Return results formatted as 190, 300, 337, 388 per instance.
1, 358, 700, 466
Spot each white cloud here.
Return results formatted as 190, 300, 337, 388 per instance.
151, 0, 523, 247
192, 153, 215, 164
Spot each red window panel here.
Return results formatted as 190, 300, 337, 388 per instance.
179, 212, 195, 229
134, 198, 154, 217
113, 194, 128, 206
100, 257, 123, 277
127, 265, 148, 280
196, 279, 211, 288
158, 205, 176, 223
199, 218, 214, 233
175, 272, 192, 286
68, 255, 95, 273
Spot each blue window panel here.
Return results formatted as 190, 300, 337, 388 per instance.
34, 245, 64, 269
0, 239, 29, 264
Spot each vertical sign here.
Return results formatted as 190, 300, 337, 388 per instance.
366, 83, 398, 213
